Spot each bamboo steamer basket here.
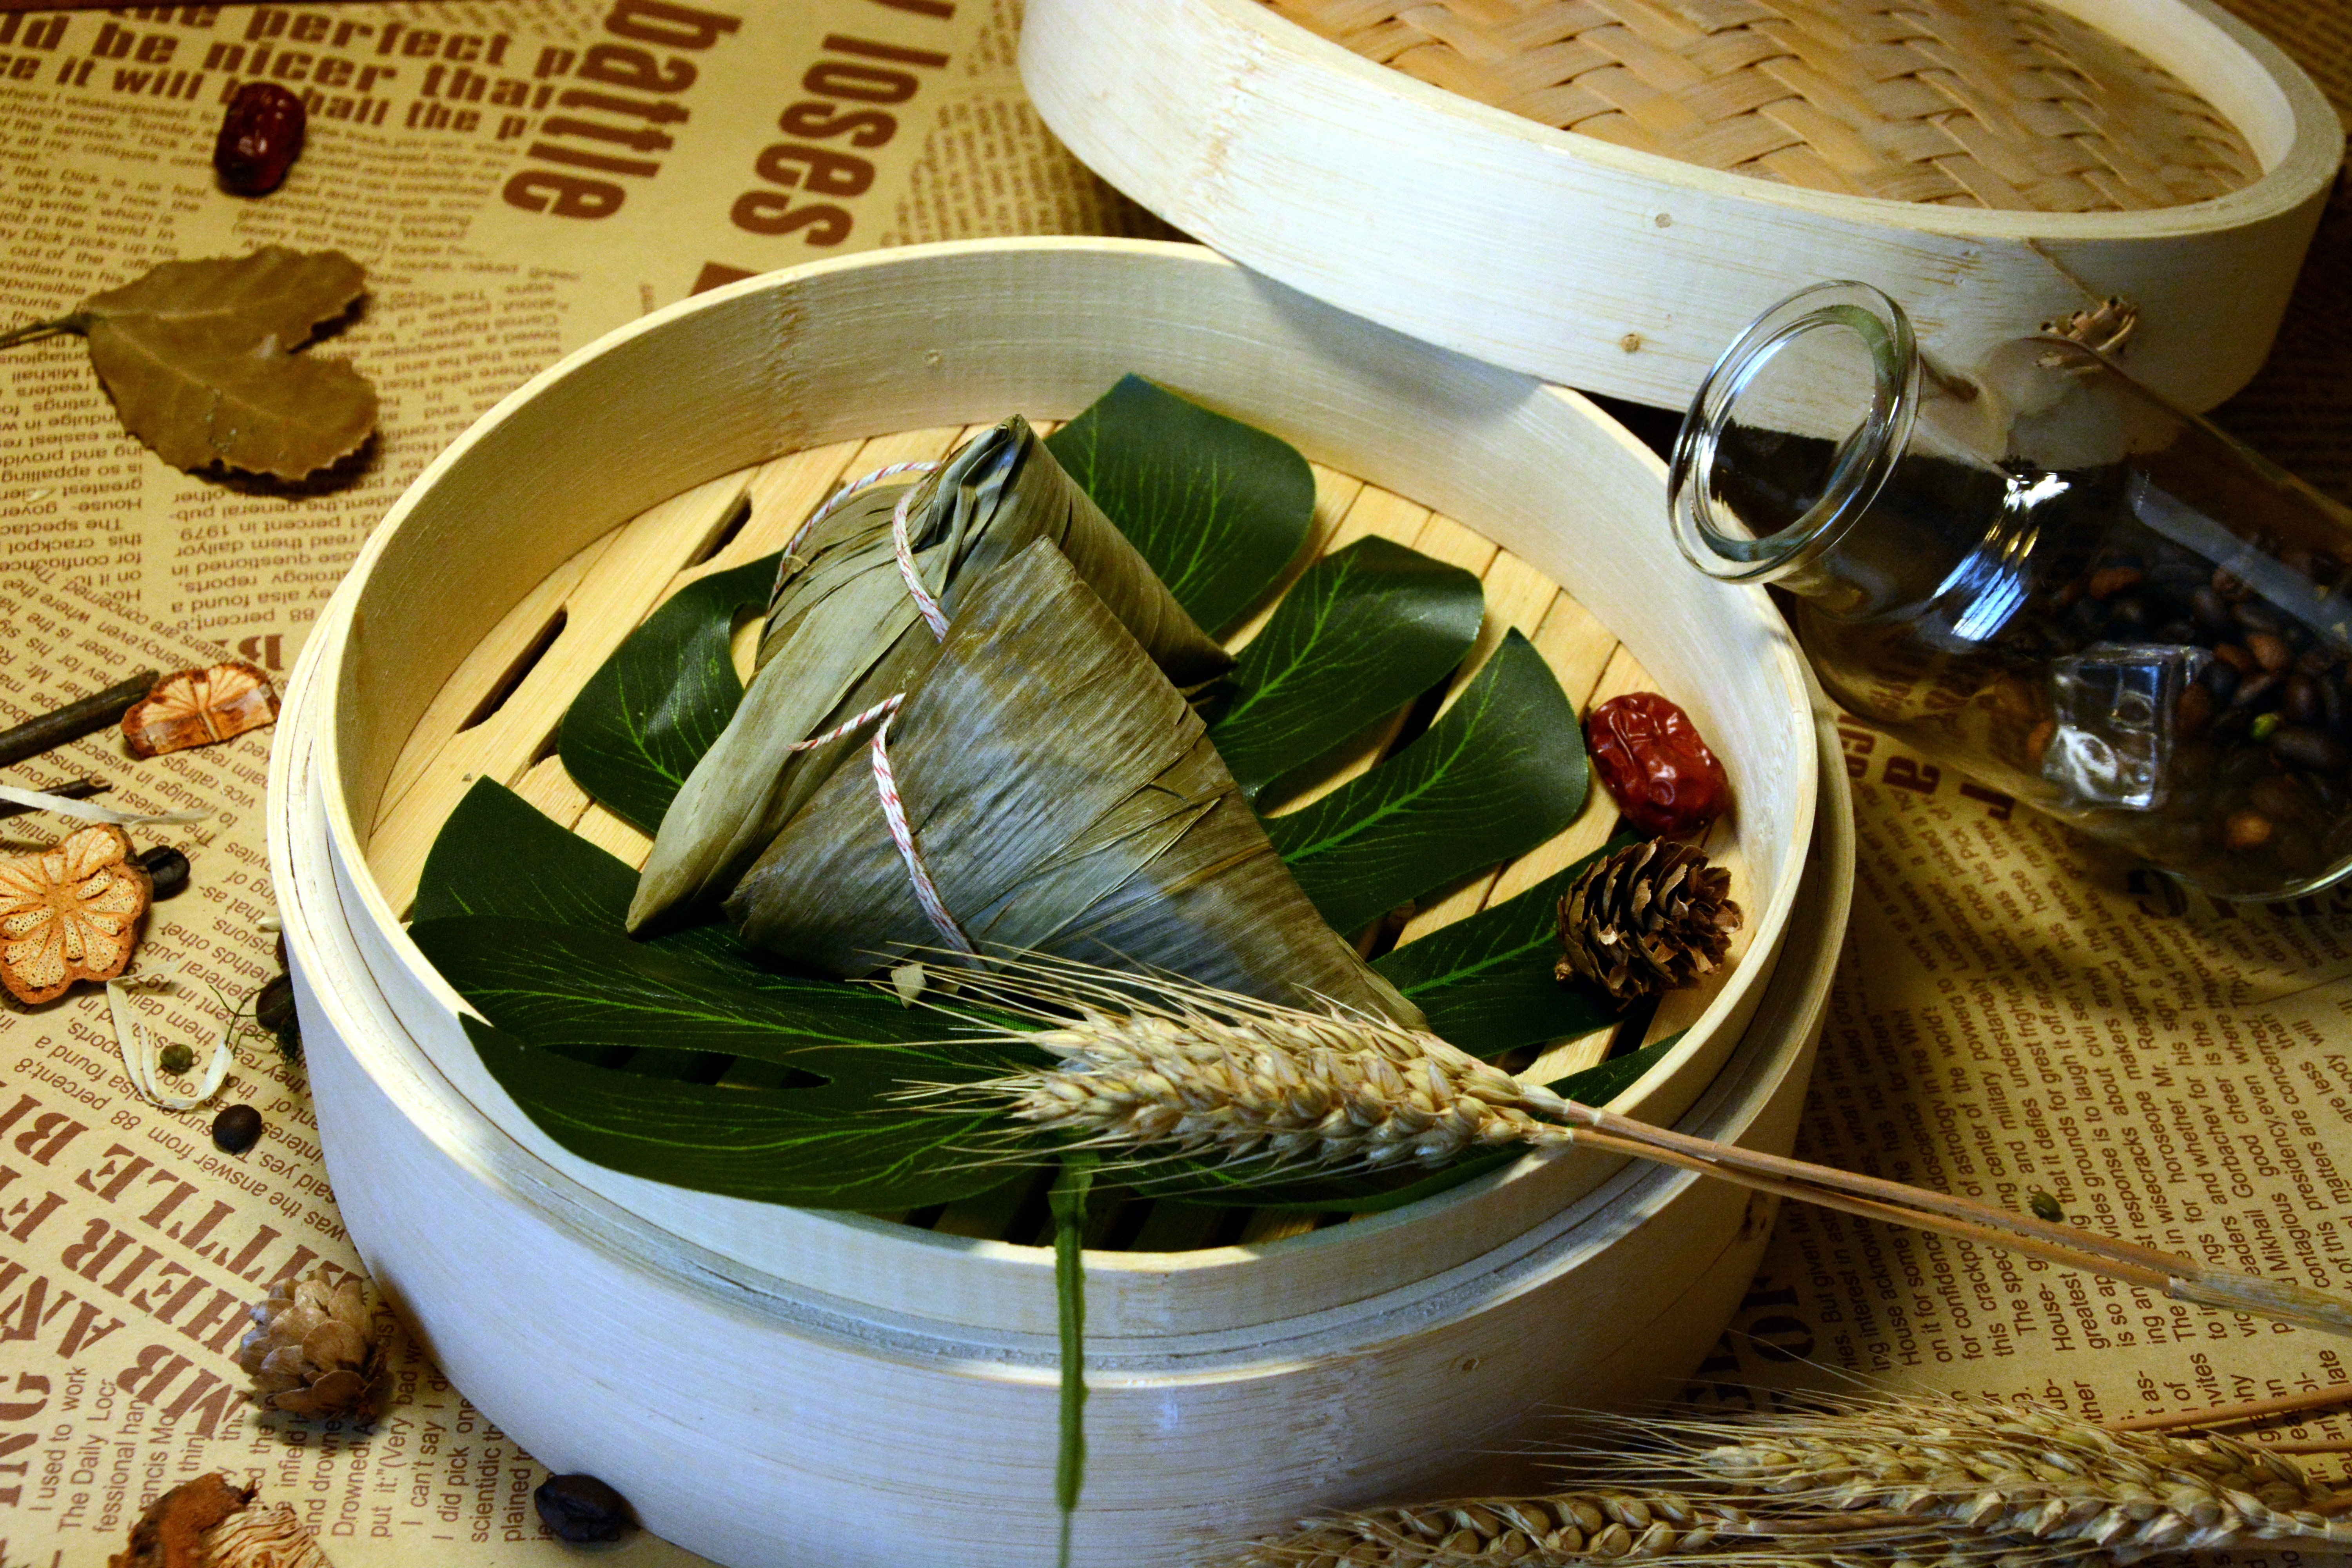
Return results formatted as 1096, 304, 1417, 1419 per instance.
267, 238, 1844, 1565
1018, 0, 2343, 414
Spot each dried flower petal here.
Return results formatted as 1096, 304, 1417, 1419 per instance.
0, 822, 152, 1004
122, 662, 279, 760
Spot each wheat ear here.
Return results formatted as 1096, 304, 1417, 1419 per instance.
1604, 1394, 2352, 1562
1220, 1490, 2105, 1566
1227, 1394, 2352, 1567
916, 957, 2352, 1341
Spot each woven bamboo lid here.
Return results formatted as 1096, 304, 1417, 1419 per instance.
1263, 0, 2264, 212
1020, 0, 2341, 412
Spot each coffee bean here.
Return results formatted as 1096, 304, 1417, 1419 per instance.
2176, 682, 2214, 738
256, 973, 296, 1036
2224, 809, 2275, 851
136, 845, 189, 899
535, 1475, 637, 1544
212, 1104, 263, 1155
2202, 662, 2242, 703
2088, 566, 2142, 600
2213, 642, 2258, 677
2272, 726, 2351, 773
2248, 632, 2294, 673
2191, 586, 2234, 631
2250, 775, 2312, 820
2285, 674, 2324, 726
2235, 600, 2284, 636
2234, 673, 2281, 713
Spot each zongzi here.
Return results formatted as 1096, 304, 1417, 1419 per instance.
630, 417, 1230, 930
727, 539, 1423, 1027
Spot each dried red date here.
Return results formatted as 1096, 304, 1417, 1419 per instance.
1585, 693, 1731, 838
214, 82, 306, 196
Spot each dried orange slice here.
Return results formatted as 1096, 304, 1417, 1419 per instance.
121, 661, 279, 759
0, 822, 152, 1005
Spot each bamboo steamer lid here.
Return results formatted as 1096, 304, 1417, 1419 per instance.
1019, 0, 2343, 411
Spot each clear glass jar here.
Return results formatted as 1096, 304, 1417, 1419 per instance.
1670, 280, 2352, 900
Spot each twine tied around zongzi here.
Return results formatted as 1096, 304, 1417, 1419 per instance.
774, 457, 977, 953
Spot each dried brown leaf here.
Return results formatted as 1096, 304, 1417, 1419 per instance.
75, 246, 376, 480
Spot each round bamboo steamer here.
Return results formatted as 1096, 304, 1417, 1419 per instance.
270, 706, 1850, 1568
1018, 0, 2343, 414
268, 238, 1844, 1564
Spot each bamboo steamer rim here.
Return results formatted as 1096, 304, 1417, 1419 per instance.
1124, 0, 2337, 237
287, 238, 1821, 1328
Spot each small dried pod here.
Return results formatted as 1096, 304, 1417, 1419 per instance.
204, 1500, 335, 1568
108, 1472, 253, 1568
236, 1266, 388, 1423
122, 662, 279, 760
0, 822, 152, 1005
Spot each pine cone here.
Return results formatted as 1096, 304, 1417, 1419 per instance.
236, 1267, 386, 1422
1555, 841, 1742, 1005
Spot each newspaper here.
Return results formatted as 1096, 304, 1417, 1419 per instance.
0, 571, 712, 1566
0, 0, 1159, 676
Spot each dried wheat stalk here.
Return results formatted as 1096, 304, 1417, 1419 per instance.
1225, 1394, 2352, 1567
916, 957, 2352, 1340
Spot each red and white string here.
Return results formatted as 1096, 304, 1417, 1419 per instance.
786, 458, 942, 556
778, 457, 971, 953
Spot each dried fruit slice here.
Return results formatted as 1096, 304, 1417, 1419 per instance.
122, 661, 279, 759
0, 822, 152, 1005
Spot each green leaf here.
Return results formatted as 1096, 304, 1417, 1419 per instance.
1267, 631, 1589, 934
558, 550, 779, 835
1373, 829, 1641, 1058
1209, 537, 1484, 803
1135, 1035, 1683, 1212
464, 1016, 1024, 1210
414, 777, 835, 990
409, 915, 1016, 1072
1044, 374, 1314, 635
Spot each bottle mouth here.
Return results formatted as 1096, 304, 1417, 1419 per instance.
1669, 281, 1921, 584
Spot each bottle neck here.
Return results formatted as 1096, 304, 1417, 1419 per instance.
1669, 282, 1923, 586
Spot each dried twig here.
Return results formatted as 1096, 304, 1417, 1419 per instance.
0, 670, 155, 768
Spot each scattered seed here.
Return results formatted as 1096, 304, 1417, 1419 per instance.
158, 1043, 195, 1075
212, 1103, 263, 1154
2028, 1189, 2063, 1221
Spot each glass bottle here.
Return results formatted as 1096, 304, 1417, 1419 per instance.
1670, 280, 2352, 900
